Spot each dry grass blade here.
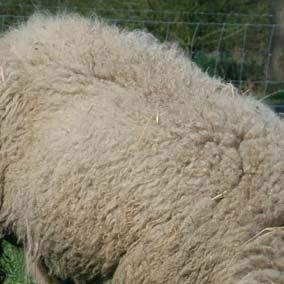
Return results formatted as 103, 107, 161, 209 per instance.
212, 190, 228, 201
243, 226, 284, 246
0, 66, 4, 83
156, 110, 160, 124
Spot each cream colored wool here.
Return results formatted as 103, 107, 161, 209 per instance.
0, 14, 283, 284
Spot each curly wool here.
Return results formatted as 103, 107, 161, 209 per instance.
0, 14, 283, 284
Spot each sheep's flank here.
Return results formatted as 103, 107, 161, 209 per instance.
0, 14, 283, 284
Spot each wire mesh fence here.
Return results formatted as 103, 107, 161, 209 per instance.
0, 2, 284, 105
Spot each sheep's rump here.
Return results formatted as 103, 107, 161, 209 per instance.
0, 14, 283, 283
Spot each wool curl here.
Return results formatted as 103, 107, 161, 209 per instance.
0, 13, 283, 284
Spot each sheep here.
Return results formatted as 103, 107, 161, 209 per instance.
0, 13, 283, 284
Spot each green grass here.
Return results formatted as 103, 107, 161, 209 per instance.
265, 90, 284, 102
0, 241, 33, 284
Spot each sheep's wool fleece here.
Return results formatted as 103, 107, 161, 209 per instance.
0, 14, 283, 284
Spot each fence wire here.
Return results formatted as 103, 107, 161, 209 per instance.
0, 3, 284, 103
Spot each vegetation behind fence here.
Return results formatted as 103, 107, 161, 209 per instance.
0, 0, 283, 103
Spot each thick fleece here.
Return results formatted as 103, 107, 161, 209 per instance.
0, 14, 283, 284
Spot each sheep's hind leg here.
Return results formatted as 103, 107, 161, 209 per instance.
25, 253, 63, 284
